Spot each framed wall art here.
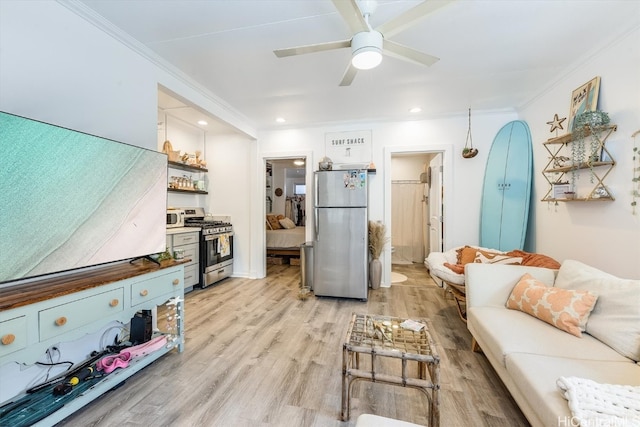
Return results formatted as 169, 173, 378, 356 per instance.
324, 130, 372, 165
567, 76, 601, 131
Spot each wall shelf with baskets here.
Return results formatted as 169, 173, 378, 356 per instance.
541, 125, 617, 202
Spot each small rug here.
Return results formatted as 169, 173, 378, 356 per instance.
391, 272, 408, 283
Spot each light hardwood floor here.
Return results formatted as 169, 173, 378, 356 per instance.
57, 263, 529, 427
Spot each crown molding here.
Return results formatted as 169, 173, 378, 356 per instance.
56, 0, 256, 138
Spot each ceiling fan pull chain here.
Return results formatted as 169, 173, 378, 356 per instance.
463, 108, 478, 158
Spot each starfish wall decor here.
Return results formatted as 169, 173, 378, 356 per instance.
547, 113, 567, 134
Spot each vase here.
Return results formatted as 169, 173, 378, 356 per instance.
369, 258, 382, 290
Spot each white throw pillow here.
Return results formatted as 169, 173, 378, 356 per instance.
279, 217, 296, 229
554, 259, 640, 361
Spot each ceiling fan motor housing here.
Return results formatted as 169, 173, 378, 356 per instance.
351, 31, 383, 70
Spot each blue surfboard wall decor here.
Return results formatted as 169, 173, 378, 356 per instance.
480, 120, 533, 251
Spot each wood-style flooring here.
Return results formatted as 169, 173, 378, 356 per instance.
57, 263, 529, 427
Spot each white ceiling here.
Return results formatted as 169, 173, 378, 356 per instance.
77, 0, 639, 134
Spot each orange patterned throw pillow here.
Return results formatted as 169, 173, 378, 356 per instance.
506, 273, 598, 337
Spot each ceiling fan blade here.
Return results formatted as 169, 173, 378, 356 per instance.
377, 0, 455, 38
339, 62, 358, 86
274, 39, 351, 58
331, 0, 369, 34
383, 40, 439, 67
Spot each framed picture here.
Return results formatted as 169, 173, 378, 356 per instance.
567, 76, 601, 131
325, 130, 372, 165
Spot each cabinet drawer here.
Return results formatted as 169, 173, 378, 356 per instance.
180, 243, 199, 267
0, 316, 27, 357
184, 264, 199, 287
173, 232, 199, 247
131, 271, 182, 306
39, 288, 124, 341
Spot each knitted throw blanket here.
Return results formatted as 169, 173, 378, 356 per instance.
557, 376, 640, 426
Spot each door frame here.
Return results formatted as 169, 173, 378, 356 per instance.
256, 150, 314, 279
383, 144, 454, 286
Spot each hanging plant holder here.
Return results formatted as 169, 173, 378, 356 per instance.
462, 108, 478, 158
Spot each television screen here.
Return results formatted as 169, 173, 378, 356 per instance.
0, 111, 168, 284
294, 184, 306, 195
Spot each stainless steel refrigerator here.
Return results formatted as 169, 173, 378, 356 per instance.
313, 170, 368, 300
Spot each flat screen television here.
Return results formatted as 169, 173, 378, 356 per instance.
0, 111, 168, 285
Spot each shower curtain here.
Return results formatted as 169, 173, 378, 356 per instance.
391, 182, 425, 264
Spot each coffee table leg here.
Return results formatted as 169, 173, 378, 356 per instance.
431, 363, 440, 427
341, 347, 349, 421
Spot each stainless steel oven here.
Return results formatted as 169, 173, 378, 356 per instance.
183, 208, 234, 288
201, 226, 234, 287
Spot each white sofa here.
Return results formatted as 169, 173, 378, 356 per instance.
465, 261, 640, 427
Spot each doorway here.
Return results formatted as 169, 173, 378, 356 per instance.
384, 145, 451, 287
390, 153, 433, 265
264, 158, 308, 274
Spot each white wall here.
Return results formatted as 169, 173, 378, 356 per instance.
0, 0, 158, 148
256, 111, 518, 284
520, 26, 640, 279
206, 133, 255, 277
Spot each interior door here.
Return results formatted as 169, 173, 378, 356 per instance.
428, 153, 443, 254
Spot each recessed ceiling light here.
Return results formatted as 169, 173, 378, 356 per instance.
275, 117, 286, 123
409, 107, 422, 113
197, 120, 208, 125
293, 159, 305, 166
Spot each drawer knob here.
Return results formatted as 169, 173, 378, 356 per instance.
140, 289, 149, 297
110, 299, 119, 307
173, 279, 180, 286
1, 334, 15, 346
55, 317, 67, 327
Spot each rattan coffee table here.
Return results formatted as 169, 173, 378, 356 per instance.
341, 313, 440, 426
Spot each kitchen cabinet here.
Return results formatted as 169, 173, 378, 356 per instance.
166, 228, 200, 291
168, 161, 208, 194
0, 260, 185, 426
541, 125, 617, 202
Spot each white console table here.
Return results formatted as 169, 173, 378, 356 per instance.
0, 259, 186, 426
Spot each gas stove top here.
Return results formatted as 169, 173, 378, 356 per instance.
185, 219, 232, 234
179, 207, 232, 235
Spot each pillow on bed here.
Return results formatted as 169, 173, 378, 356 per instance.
266, 214, 283, 230
279, 217, 296, 229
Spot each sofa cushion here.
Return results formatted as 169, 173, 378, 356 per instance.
506, 273, 597, 337
554, 260, 640, 361
468, 307, 630, 369
505, 353, 640, 427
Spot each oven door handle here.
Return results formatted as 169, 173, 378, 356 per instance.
204, 232, 234, 241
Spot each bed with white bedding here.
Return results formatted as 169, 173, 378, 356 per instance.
266, 226, 306, 256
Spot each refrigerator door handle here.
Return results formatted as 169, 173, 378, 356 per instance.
314, 208, 319, 241
314, 172, 319, 208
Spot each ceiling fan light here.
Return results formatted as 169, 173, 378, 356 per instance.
351, 31, 383, 70
352, 48, 382, 70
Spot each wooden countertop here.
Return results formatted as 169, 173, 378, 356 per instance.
0, 259, 189, 312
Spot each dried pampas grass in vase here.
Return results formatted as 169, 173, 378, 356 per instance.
368, 221, 388, 260
368, 221, 389, 290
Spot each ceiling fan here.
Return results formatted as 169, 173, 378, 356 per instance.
273, 0, 453, 86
